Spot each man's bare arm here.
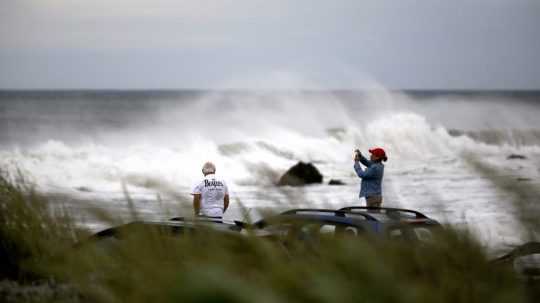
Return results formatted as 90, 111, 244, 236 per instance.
193, 194, 201, 215
224, 194, 229, 212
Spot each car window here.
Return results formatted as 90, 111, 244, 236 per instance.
388, 228, 404, 240
304, 223, 362, 237
334, 224, 362, 237
338, 226, 359, 238
513, 253, 540, 276
319, 224, 336, 234
413, 227, 434, 242
344, 213, 371, 221
344, 226, 358, 235
261, 220, 363, 240
300, 223, 321, 235
397, 212, 417, 219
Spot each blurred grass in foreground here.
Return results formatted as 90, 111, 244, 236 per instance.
0, 170, 535, 303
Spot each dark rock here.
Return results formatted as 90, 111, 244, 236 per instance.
278, 162, 323, 186
75, 186, 92, 192
328, 179, 346, 185
507, 154, 527, 160
447, 129, 465, 137
517, 178, 532, 182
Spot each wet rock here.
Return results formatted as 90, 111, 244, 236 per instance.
447, 129, 465, 137
517, 178, 532, 182
507, 154, 527, 160
75, 186, 92, 192
328, 179, 346, 186
278, 162, 323, 186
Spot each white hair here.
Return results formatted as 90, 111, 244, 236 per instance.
201, 162, 216, 175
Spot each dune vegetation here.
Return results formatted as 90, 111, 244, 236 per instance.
1, 167, 538, 303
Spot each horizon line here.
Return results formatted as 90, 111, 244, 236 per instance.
1, 88, 540, 93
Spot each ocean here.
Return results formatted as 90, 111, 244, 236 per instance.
1, 90, 539, 252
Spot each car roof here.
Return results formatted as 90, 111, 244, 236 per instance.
169, 216, 245, 227
254, 207, 439, 227
338, 206, 439, 224
280, 209, 378, 221
253, 209, 377, 229
92, 218, 243, 239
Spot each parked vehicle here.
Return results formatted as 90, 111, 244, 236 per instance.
491, 241, 540, 279
251, 206, 441, 245
83, 217, 245, 250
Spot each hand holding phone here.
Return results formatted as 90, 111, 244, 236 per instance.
354, 149, 361, 161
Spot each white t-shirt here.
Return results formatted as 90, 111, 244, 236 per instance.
191, 174, 229, 217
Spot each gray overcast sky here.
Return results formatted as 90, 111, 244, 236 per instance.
1, 0, 539, 90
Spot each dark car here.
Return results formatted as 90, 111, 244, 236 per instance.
251, 206, 441, 245
84, 217, 245, 250
338, 206, 441, 242
491, 241, 540, 299
491, 242, 540, 279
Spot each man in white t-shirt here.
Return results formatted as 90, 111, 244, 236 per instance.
191, 162, 229, 218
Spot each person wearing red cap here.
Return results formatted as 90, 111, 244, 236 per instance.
353, 148, 388, 207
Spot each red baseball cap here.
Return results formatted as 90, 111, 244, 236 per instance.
369, 148, 386, 159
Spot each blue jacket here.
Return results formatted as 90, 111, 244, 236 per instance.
354, 154, 384, 198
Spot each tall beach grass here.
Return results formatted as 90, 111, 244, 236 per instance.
0, 168, 537, 303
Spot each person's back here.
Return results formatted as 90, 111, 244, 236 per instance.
192, 162, 229, 218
